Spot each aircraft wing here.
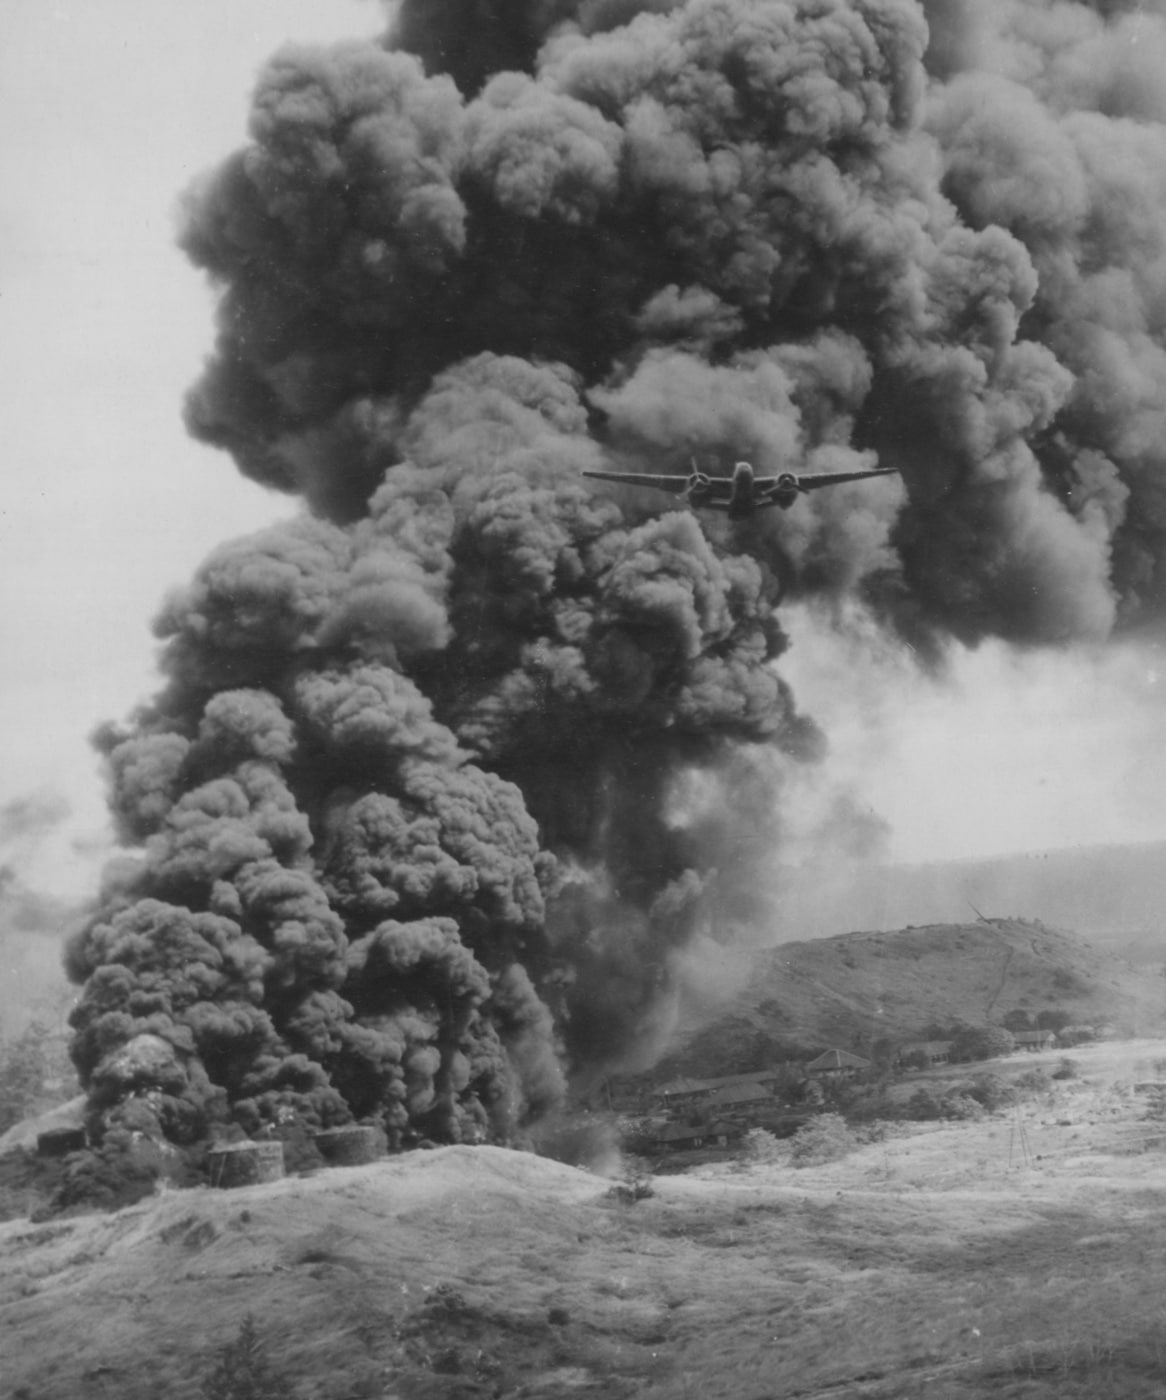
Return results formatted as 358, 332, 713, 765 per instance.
788, 466, 900, 493
582, 470, 711, 497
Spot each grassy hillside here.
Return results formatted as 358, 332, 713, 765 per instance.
5, 1040, 1166, 1398
656, 919, 1166, 1078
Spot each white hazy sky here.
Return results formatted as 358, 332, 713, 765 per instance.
1, 0, 1165, 906
0, 1, 382, 894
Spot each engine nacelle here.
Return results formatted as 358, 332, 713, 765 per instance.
774, 471, 800, 506
686, 471, 714, 502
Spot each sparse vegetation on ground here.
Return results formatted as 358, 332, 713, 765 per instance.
200, 1315, 291, 1400
3, 1039, 1166, 1398
789, 1111, 856, 1165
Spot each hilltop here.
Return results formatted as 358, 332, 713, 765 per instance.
654, 919, 1166, 1079
769, 842, 1166, 955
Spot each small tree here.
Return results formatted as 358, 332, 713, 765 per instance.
743, 1128, 785, 1163
1036, 1008, 1071, 1032
789, 1113, 856, 1166
966, 1073, 1017, 1112
201, 1316, 291, 1400
941, 1092, 984, 1121
905, 1087, 943, 1121
951, 1026, 1015, 1063
1014, 1068, 1053, 1096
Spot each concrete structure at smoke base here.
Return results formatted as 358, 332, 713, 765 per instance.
313, 1125, 384, 1166
208, 1140, 285, 1189
1013, 1031, 1057, 1052
805, 1049, 871, 1081
36, 1126, 87, 1157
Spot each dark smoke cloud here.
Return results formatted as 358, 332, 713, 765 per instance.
66, 0, 1166, 1152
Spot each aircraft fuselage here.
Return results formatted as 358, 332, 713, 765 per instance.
718, 462, 798, 517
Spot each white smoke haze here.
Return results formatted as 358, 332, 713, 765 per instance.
0, 792, 82, 1036
779, 602, 1166, 865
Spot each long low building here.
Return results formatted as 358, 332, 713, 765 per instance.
897, 1041, 954, 1067
654, 1069, 787, 1106
805, 1049, 871, 1080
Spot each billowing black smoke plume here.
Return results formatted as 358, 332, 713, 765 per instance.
65, 0, 1166, 1154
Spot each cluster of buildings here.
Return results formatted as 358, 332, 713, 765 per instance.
896, 1027, 1090, 1067
641, 1025, 1095, 1155
647, 1049, 872, 1154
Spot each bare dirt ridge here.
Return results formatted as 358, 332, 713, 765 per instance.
5, 1040, 1166, 1399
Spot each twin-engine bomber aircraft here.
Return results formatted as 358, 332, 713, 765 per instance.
583, 459, 899, 519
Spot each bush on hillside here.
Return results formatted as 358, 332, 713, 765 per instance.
966, 1073, 1017, 1112
844, 1089, 897, 1123
950, 1026, 1016, 1063
904, 1088, 944, 1121
1052, 1057, 1079, 1080
201, 1315, 292, 1400
942, 1093, 985, 1121
1014, 1068, 1053, 1096
743, 1128, 786, 1163
1035, 1008, 1072, 1031
789, 1113, 856, 1167
902, 1088, 984, 1122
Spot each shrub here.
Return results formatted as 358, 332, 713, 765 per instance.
941, 1093, 984, 1121
845, 1090, 897, 1124
966, 1073, 1017, 1112
1036, 1008, 1071, 1031
201, 1315, 291, 1400
1052, 1057, 1079, 1081
743, 1128, 785, 1163
1015, 1068, 1053, 1096
951, 1026, 1016, 1063
789, 1113, 856, 1166
905, 1088, 944, 1121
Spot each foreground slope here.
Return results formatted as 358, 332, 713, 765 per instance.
6, 1040, 1166, 1398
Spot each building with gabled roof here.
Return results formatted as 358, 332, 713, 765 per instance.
805, 1049, 871, 1080
703, 1081, 773, 1112
654, 1069, 787, 1107
654, 1077, 709, 1103
898, 1040, 953, 1068
1013, 1030, 1056, 1052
